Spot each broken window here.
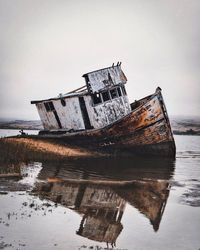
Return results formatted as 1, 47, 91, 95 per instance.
110, 88, 118, 99
49, 102, 55, 111
91, 93, 102, 105
117, 87, 122, 97
61, 99, 66, 106
121, 86, 127, 96
102, 91, 110, 102
44, 101, 55, 112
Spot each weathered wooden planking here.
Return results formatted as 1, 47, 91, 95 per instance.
83, 65, 127, 93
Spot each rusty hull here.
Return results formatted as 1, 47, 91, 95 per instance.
38, 88, 176, 158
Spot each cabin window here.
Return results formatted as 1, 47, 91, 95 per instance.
61, 99, 66, 106
44, 101, 55, 112
102, 91, 110, 102
49, 102, 55, 111
91, 93, 102, 105
121, 86, 127, 96
110, 88, 118, 99
117, 87, 122, 97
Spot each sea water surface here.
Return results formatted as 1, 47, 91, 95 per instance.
0, 132, 200, 250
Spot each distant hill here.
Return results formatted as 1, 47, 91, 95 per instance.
0, 119, 43, 130
0, 116, 200, 135
170, 116, 200, 135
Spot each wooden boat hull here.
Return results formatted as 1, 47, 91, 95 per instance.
39, 88, 176, 158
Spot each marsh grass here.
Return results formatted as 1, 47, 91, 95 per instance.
0, 137, 94, 167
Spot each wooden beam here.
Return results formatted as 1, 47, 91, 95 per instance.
65, 85, 87, 95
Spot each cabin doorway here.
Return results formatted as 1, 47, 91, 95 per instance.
44, 101, 62, 129
79, 97, 92, 129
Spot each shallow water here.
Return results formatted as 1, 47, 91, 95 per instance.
0, 129, 38, 138
0, 135, 200, 250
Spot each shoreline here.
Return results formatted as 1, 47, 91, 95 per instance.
0, 127, 40, 131
1, 126, 200, 136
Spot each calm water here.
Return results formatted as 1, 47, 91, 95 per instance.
0, 132, 200, 250
0, 129, 38, 138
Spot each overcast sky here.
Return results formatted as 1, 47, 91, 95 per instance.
0, 0, 199, 120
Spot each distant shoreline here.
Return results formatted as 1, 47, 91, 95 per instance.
0, 126, 200, 136
0, 117, 200, 136
0, 126, 40, 131
173, 130, 200, 136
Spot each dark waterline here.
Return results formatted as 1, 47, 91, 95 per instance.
0, 133, 200, 249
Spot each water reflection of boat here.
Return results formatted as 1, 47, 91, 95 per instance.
33, 158, 174, 246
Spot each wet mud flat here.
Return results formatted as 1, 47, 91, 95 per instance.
0, 135, 200, 249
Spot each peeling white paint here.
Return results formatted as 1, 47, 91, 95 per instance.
36, 92, 131, 131
37, 103, 58, 129
84, 95, 131, 129
33, 65, 131, 131
36, 97, 85, 130
85, 65, 127, 93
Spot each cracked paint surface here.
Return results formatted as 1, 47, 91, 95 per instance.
84, 65, 127, 93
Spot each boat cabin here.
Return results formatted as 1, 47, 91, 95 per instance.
31, 63, 131, 131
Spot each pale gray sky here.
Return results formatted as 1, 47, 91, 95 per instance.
0, 0, 199, 120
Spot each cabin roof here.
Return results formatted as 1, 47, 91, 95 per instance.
31, 63, 125, 104
82, 64, 121, 77
31, 89, 89, 104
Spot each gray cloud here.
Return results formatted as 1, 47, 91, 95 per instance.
0, 0, 199, 119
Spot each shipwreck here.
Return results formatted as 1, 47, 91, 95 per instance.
31, 63, 176, 157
